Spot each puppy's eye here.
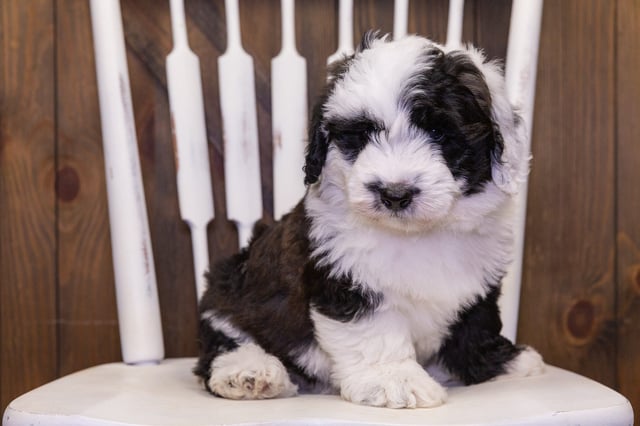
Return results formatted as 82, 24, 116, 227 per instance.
333, 131, 370, 160
339, 130, 369, 144
427, 128, 445, 142
326, 118, 382, 161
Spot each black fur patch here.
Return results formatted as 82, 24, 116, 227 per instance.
192, 321, 239, 392
405, 49, 503, 195
306, 265, 383, 322
325, 116, 383, 163
304, 31, 386, 184
437, 285, 523, 385
304, 56, 354, 185
356, 29, 385, 53
195, 202, 382, 386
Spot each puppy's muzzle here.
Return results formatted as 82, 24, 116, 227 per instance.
367, 182, 420, 212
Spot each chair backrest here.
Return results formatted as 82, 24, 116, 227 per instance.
89, 0, 543, 365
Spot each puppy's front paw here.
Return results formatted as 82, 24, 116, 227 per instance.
499, 346, 546, 380
207, 343, 298, 400
339, 361, 446, 409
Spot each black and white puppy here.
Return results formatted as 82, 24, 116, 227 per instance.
194, 33, 545, 409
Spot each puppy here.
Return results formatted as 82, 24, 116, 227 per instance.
194, 32, 544, 409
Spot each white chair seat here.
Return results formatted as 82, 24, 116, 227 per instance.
3, 358, 632, 426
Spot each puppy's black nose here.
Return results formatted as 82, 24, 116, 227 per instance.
371, 184, 417, 212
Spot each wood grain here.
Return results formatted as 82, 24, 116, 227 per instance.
55, 0, 121, 376
518, 0, 617, 387
473, 0, 510, 61
0, 0, 57, 410
354, 0, 394, 39
409, 0, 451, 44
296, 0, 337, 115
616, 0, 640, 412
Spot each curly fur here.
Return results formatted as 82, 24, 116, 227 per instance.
195, 32, 543, 408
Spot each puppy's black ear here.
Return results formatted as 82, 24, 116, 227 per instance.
449, 52, 506, 175
440, 51, 496, 130
304, 56, 354, 185
304, 100, 329, 185
356, 30, 387, 53
442, 49, 528, 194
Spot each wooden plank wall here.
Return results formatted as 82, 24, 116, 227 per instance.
616, 0, 640, 409
519, 0, 617, 386
1, 0, 58, 411
1, 0, 638, 418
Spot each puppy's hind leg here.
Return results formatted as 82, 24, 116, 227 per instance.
437, 286, 545, 385
208, 342, 298, 400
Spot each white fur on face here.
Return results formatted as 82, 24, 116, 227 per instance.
322, 37, 463, 233
316, 35, 528, 236
325, 36, 438, 124
345, 114, 461, 233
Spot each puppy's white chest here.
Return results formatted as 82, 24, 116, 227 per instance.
340, 230, 504, 357
342, 228, 500, 298
389, 295, 460, 361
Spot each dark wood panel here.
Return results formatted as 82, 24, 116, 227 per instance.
519, 0, 617, 386
473, 0, 511, 61
409, 0, 452, 44
616, 0, 640, 412
354, 0, 394, 39
0, 0, 57, 410
55, 0, 121, 376
296, 0, 337, 114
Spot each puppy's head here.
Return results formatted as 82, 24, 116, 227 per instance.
304, 33, 528, 233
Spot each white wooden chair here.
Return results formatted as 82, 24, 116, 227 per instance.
3, 0, 634, 425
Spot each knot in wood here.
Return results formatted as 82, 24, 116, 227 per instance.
56, 166, 80, 202
565, 299, 596, 343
